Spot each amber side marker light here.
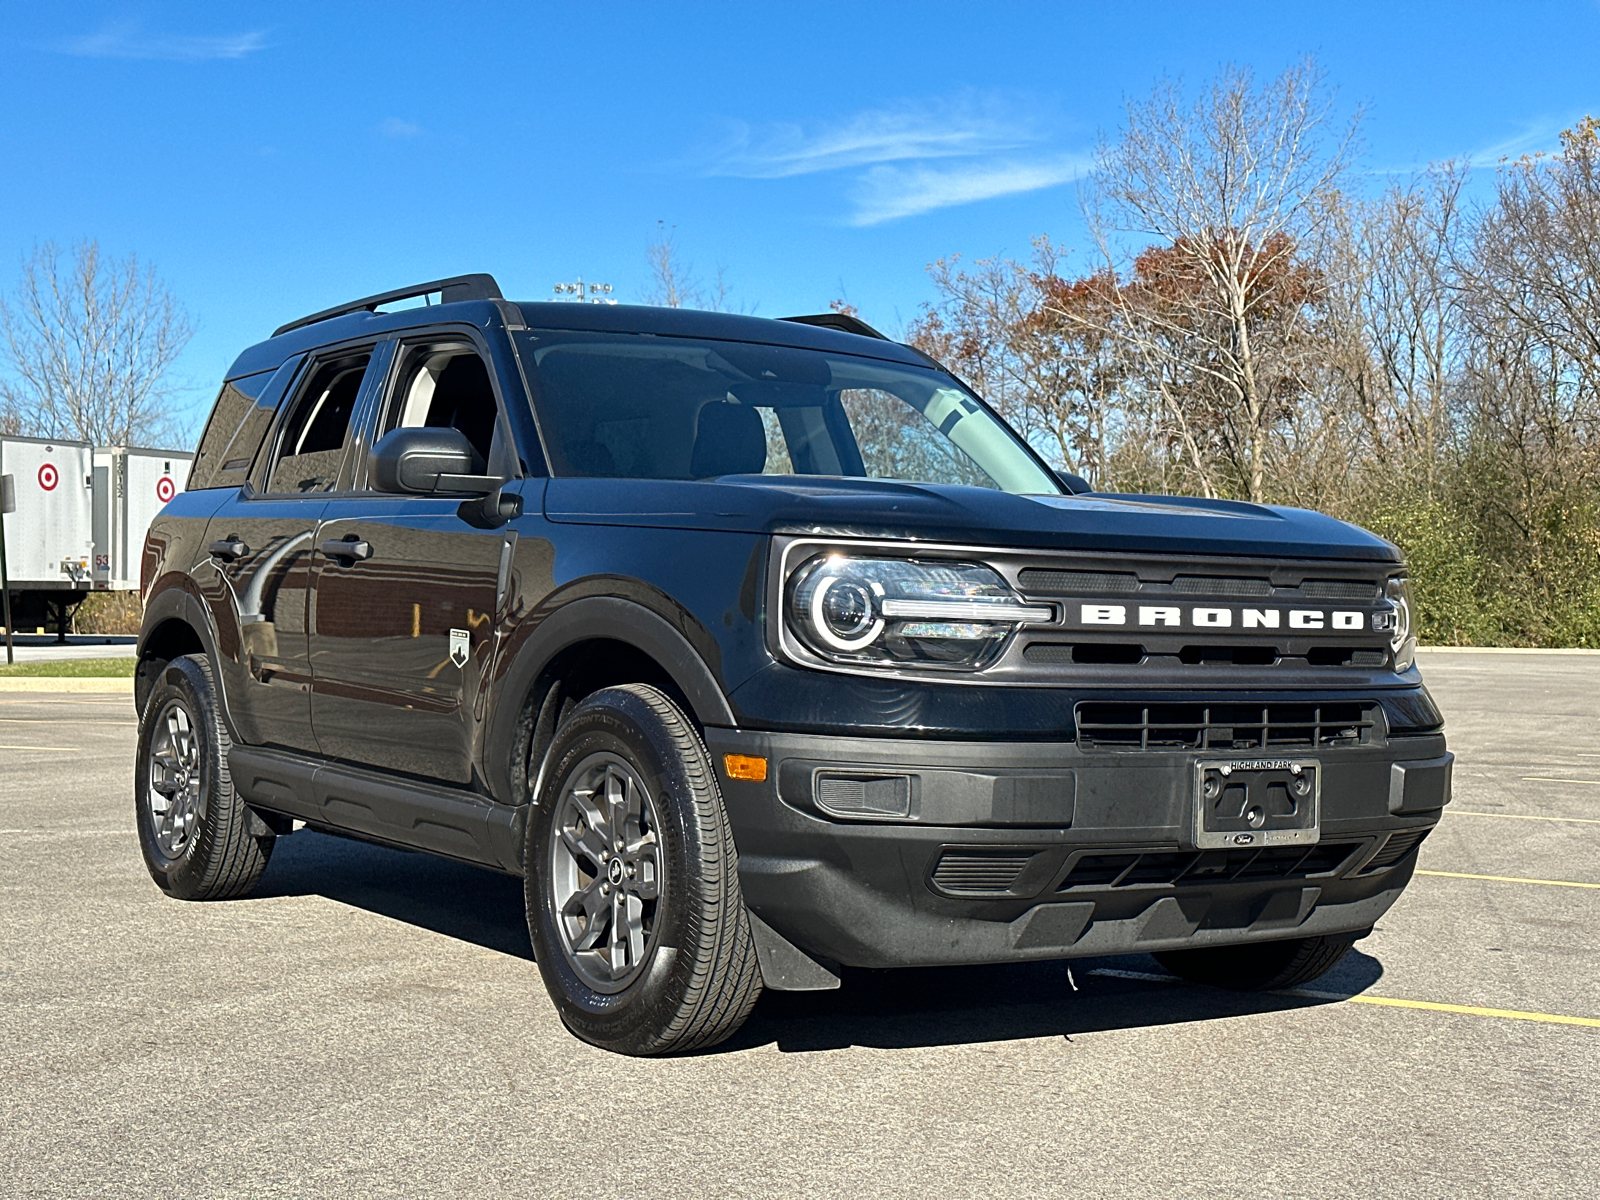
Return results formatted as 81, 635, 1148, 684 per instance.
724, 754, 769, 782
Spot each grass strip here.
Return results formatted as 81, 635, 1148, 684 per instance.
0, 657, 137, 677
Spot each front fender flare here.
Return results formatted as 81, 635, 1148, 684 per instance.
483, 596, 738, 804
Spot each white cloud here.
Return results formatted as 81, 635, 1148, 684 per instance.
380, 117, 424, 139
1464, 118, 1568, 164
1368, 116, 1576, 178
60, 20, 267, 61
703, 94, 1089, 224
709, 97, 1039, 179
849, 154, 1091, 226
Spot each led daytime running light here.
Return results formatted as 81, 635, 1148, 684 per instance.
878, 598, 1052, 622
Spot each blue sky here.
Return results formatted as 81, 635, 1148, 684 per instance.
3, 2, 1598, 438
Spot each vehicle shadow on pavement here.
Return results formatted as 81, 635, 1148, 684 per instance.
244, 831, 1389, 1054
723, 948, 1387, 1054
250, 830, 534, 960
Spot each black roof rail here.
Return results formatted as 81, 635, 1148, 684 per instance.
782, 310, 949, 372
780, 312, 892, 341
272, 273, 503, 338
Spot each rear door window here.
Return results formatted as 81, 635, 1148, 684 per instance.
262, 352, 372, 494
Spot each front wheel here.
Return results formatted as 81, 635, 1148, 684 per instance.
1153, 932, 1359, 991
525, 684, 761, 1055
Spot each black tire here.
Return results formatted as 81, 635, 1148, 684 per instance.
1153, 932, 1359, 991
134, 653, 272, 900
525, 684, 761, 1055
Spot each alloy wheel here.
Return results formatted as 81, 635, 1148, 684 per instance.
146, 699, 205, 860
548, 752, 665, 993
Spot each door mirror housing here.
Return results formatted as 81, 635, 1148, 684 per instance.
370, 427, 499, 496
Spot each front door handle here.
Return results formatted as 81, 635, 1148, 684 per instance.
208, 538, 248, 560
320, 537, 373, 564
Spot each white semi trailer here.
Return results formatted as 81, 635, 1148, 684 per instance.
0, 435, 191, 638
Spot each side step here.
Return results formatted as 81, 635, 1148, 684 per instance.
229, 745, 523, 874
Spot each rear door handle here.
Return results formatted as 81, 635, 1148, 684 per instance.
320, 537, 373, 563
208, 538, 248, 560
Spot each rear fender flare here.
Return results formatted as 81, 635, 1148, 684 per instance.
137, 581, 239, 739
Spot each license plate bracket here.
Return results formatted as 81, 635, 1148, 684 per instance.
1193, 758, 1320, 849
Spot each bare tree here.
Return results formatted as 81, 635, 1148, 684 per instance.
0, 240, 194, 446
643, 221, 732, 311
1327, 167, 1469, 498
1066, 59, 1361, 501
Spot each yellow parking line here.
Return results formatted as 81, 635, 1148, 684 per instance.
1447, 810, 1600, 826
1522, 776, 1600, 786
1089, 969, 1600, 1028
1341, 995, 1600, 1028
1417, 869, 1600, 890
0, 743, 81, 751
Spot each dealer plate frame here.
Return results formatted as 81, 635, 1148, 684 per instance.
1193, 757, 1321, 850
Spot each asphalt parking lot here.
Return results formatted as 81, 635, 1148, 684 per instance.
1, 649, 1595, 1198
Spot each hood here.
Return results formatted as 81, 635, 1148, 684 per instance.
542, 476, 1400, 563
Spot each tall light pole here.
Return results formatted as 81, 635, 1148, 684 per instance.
552, 277, 618, 304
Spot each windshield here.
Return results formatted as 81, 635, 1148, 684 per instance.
511, 330, 1059, 494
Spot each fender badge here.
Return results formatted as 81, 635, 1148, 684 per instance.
449, 628, 470, 668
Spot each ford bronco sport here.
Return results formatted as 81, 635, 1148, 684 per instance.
135, 273, 1453, 1055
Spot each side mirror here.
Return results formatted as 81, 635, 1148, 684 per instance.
1054, 470, 1093, 495
370, 427, 499, 496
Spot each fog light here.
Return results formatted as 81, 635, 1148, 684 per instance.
723, 754, 768, 782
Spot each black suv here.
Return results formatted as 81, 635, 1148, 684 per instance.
135, 274, 1452, 1055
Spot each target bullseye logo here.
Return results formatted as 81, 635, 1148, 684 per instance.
156, 476, 176, 503
38, 463, 58, 491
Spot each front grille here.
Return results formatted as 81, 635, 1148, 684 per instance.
1058, 842, 1361, 890
1300, 579, 1380, 600
1172, 575, 1272, 597
1019, 568, 1138, 595
1359, 828, 1430, 874
1026, 642, 1145, 665
1075, 701, 1377, 751
931, 850, 1035, 895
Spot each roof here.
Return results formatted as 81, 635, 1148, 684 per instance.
225, 298, 931, 380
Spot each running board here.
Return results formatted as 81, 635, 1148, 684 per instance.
229, 745, 523, 874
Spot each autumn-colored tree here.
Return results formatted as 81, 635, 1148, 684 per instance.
1069, 58, 1359, 502
906, 239, 1123, 483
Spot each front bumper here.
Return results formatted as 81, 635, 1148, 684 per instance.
705, 728, 1450, 971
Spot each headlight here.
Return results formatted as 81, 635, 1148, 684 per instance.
787, 555, 1050, 670
1383, 575, 1416, 671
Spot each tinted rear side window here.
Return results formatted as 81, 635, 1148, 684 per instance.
189, 366, 286, 490
264, 352, 371, 494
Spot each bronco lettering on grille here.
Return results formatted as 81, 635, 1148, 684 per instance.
1073, 603, 1371, 633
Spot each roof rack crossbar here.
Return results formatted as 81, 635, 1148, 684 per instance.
272, 273, 504, 338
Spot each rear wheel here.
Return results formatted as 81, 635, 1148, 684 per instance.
1153, 932, 1358, 991
525, 684, 761, 1055
134, 654, 272, 900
